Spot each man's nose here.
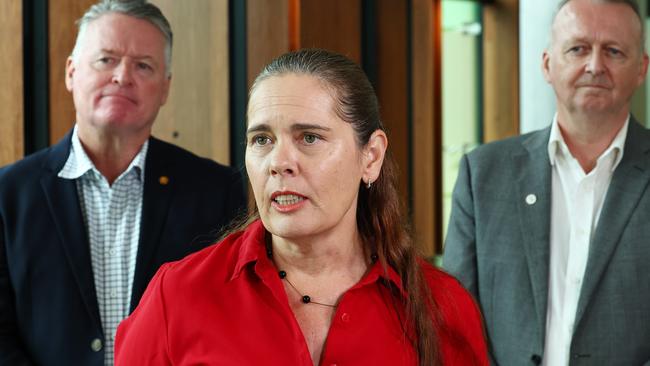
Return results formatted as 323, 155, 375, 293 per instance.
112, 61, 134, 86
585, 51, 605, 75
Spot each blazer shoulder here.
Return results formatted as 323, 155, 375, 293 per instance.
0, 132, 73, 189
467, 128, 548, 161
154, 224, 254, 289
148, 137, 241, 179
0, 147, 57, 193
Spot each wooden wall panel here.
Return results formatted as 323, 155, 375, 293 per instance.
299, 0, 362, 63
376, 0, 409, 205
48, 0, 96, 145
0, 1, 24, 166
246, 0, 290, 210
412, 0, 440, 257
483, 0, 519, 142
151, 0, 230, 164
247, 0, 290, 87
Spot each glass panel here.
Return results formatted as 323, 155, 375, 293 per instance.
441, 1, 482, 241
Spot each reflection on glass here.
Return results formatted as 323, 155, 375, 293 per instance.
442, 0, 482, 242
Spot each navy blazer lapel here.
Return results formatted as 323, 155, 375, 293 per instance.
575, 119, 650, 327
512, 127, 552, 338
130, 137, 174, 311
39, 133, 102, 330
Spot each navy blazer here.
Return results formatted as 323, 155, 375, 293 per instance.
0, 132, 246, 366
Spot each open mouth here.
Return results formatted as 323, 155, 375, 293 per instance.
273, 194, 305, 205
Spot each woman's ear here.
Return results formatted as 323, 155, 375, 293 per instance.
362, 129, 388, 184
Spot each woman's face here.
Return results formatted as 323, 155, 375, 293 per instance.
245, 74, 367, 242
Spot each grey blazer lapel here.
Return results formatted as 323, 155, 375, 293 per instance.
512, 127, 552, 338
575, 119, 650, 327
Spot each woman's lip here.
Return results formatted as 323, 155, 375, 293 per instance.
270, 190, 306, 200
270, 191, 308, 213
271, 196, 307, 213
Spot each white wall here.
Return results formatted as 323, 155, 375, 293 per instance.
519, 0, 561, 133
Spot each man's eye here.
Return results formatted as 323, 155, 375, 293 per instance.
607, 48, 622, 56
137, 62, 152, 70
568, 46, 585, 54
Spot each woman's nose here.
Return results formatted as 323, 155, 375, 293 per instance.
269, 141, 298, 177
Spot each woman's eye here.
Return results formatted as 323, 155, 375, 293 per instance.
253, 135, 271, 146
303, 134, 319, 144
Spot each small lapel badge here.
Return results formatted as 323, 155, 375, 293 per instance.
525, 194, 537, 205
159, 176, 170, 185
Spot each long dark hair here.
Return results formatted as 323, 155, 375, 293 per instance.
248, 48, 440, 366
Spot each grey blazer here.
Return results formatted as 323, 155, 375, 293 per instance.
443, 119, 650, 366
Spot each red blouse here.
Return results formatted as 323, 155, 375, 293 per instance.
115, 220, 487, 365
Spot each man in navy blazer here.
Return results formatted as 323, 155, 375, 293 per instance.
0, 1, 245, 365
444, 0, 650, 365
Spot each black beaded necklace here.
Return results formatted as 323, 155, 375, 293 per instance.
266, 240, 379, 309
278, 270, 337, 308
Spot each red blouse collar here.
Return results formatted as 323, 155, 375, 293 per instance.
229, 219, 406, 297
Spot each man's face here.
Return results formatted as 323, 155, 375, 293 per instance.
65, 12, 171, 136
542, 0, 648, 117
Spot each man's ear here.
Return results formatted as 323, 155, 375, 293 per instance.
636, 53, 649, 87
65, 56, 75, 92
362, 129, 388, 185
160, 74, 172, 106
541, 50, 552, 83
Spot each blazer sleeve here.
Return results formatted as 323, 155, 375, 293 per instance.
442, 154, 479, 298
226, 169, 247, 220
0, 217, 35, 366
115, 265, 172, 366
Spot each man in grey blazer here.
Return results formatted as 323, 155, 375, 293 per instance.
444, 0, 650, 365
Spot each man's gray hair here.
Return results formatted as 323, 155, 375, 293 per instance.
71, 0, 173, 77
552, 0, 645, 51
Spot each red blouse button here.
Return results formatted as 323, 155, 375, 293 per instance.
340, 312, 351, 323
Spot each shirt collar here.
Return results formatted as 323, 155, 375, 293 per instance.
547, 113, 628, 172
231, 220, 406, 297
58, 124, 149, 181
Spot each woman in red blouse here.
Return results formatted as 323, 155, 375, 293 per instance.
115, 49, 487, 366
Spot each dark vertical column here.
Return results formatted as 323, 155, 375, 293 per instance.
361, 0, 377, 88
229, 0, 248, 180
406, 0, 414, 213
23, 0, 49, 153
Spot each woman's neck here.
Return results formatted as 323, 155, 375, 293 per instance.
269, 231, 368, 278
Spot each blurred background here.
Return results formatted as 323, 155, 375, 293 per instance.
1, 0, 648, 261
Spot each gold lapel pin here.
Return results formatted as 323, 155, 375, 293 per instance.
159, 176, 169, 185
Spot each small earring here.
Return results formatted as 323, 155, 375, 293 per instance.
366, 180, 372, 189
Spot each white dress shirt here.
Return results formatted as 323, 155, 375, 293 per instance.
542, 115, 628, 366
58, 125, 148, 366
